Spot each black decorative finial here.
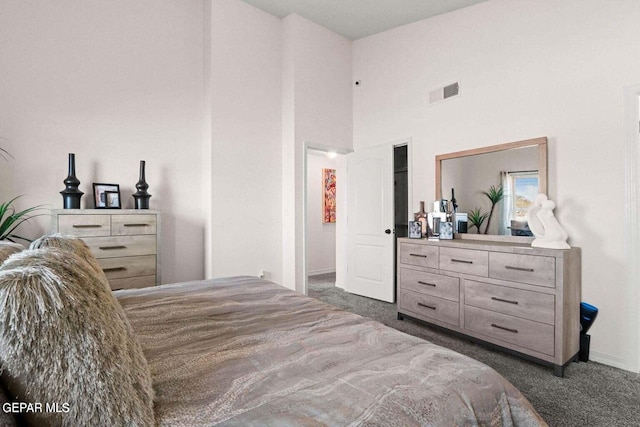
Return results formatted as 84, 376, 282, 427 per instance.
60, 153, 83, 209
132, 160, 151, 209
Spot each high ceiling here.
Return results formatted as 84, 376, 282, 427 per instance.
240, 0, 489, 40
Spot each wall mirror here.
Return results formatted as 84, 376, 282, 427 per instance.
435, 137, 547, 240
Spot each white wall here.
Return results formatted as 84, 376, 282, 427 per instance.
353, 0, 640, 371
208, 0, 283, 283
306, 152, 337, 275
0, 0, 205, 284
281, 14, 352, 292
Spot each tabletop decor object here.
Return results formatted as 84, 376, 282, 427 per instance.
60, 153, 83, 209
528, 194, 570, 249
133, 161, 151, 209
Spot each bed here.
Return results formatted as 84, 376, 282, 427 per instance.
1, 237, 546, 426
115, 276, 547, 426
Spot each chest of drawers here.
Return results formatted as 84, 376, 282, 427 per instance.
51, 210, 161, 291
397, 238, 581, 376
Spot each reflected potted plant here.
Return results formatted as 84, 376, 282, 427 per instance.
468, 207, 489, 234
481, 185, 504, 234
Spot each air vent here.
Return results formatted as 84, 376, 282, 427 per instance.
443, 82, 459, 98
429, 81, 460, 104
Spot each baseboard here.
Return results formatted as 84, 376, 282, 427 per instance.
589, 350, 635, 372
307, 268, 336, 277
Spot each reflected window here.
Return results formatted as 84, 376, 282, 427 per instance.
501, 171, 538, 235
511, 172, 539, 219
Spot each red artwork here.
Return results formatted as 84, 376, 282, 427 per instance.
322, 168, 336, 223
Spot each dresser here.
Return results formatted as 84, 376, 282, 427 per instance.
51, 210, 160, 291
397, 238, 581, 376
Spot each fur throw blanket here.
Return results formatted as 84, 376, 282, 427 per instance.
0, 248, 154, 426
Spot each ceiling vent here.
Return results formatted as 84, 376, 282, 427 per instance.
429, 81, 460, 104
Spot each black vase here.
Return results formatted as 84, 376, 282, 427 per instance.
60, 153, 84, 209
132, 160, 151, 209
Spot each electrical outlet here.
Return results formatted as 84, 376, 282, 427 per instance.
259, 270, 266, 279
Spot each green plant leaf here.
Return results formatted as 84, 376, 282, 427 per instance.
467, 207, 489, 234
481, 185, 504, 234
0, 142, 12, 161
0, 196, 45, 242
481, 185, 504, 204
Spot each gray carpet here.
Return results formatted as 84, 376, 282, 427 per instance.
308, 273, 640, 427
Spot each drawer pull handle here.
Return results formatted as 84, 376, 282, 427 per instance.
491, 323, 518, 333
491, 296, 519, 305
418, 281, 436, 287
72, 224, 102, 228
124, 223, 150, 227
103, 267, 127, 272
410, 253, 427, 258
505, 265, 534, 272
451, 258, 473, 264
99, 245, 127, 250
417, 302, 436, 310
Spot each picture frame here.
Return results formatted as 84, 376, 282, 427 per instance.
408, 220, 422, 239
440, 221, 454, 240
93, 183, 121, 209
104, 190, 121, 209
322, 168, 336, 223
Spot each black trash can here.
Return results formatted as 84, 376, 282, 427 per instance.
579, 302, 598, 362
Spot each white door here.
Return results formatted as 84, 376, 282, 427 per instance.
346, 144, 395, 302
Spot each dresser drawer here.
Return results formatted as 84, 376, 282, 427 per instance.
489, 252, 555, 288
51, 210, 161, 290
83, 235, 156, 259
399, 289, 459, 326
399, 243, 438, 269
109, 275, 156, 291
111, 215, 157, 236
465, 280, 555, 325
465, 306, 554, 356
439, 247, 488, 277
399, 268, 459, 302
57, 215, 111, 237
98, 255, 157, 280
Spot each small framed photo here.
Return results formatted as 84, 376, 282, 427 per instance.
408, 220, 422, 239
440, 221, 454, 240
105, 190, 121, 209
93, 183, 121, 209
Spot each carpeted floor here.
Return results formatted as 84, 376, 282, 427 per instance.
308, 273, 640, 427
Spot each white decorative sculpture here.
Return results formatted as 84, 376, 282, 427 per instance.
527, 194, 570, 249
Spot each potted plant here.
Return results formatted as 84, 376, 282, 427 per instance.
1, 146, 43, 243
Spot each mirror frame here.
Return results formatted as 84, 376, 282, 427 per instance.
435, 136, 548, 242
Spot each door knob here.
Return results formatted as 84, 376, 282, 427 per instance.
385, 229, 392, 234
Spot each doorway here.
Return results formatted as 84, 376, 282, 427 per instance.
394, 145, 409, 301
394, 145, 409, 238
304, 147, 348, 296
304, 141, 411, 302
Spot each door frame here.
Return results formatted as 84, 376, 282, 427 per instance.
302, 139, 413, 297
624, 84, 640, 373
302, 142, 353, 296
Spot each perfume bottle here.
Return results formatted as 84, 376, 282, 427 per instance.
414, 201, 428, 236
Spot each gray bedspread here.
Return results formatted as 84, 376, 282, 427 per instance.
115, 276, 547, 426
